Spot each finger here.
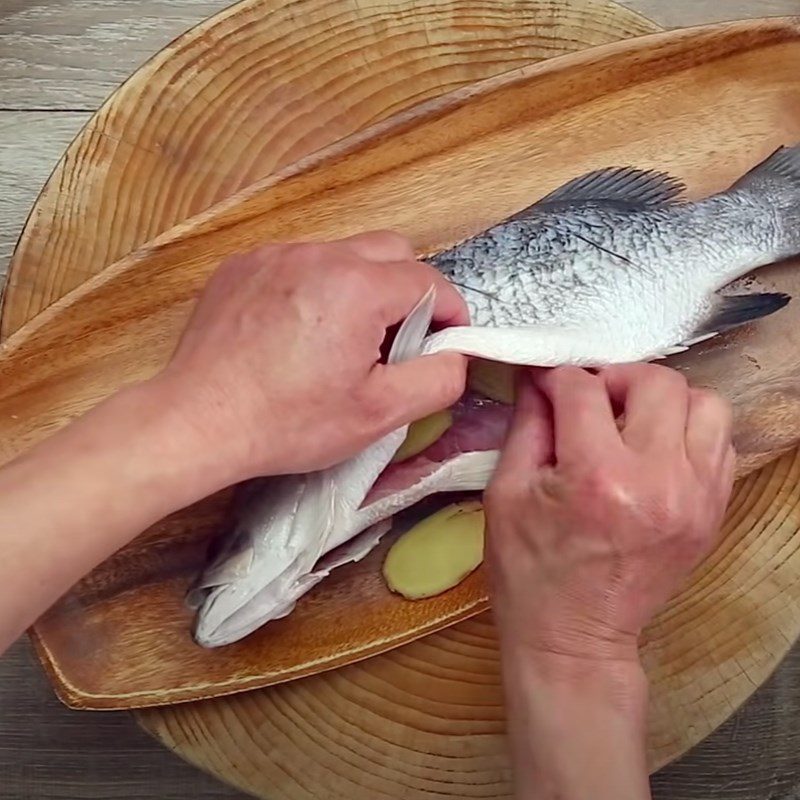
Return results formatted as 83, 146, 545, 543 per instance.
341, 230, 416, 263
378, 260, 470, 327
706, 444, 736, 552
494, 370, 554, 477
722, 444, 737, 497
366, 352, 468, 430
602, 363, 690, 452
535, 367, 621, 465
685, 387, 733, 478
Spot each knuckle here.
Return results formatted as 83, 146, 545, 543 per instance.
552, 364, 585, 383
579, 464, 660, 522
370, 229, 415, 255
691, 387, 732, 420
485, 476, 529, 512
607, 362, 686, 389
642, 362, 687, 391
343, 229, 416, 263
437, 356, 468, 403
353, 385, 392, 427
647, 493, 684, 534
334, 260, 374, 295
578, 464, 622, 505
582, 467, 621, 503
662, 366, 689, 392
643, 476, 702, 543
601, 362, 646, 382
541, 365, 588, 395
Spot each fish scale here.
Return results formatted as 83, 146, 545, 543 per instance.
192, 145, 800, 647
432, 195, 783, 336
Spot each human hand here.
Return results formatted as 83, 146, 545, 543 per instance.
151, 231, 469, 485
484, 364, 735, 665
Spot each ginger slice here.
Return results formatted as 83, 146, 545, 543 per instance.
383, 500, 485, 599
468, 359, 520, 404
391, 409, 453, 463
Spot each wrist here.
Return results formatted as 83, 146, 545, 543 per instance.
144, 368, 286, 488
74, 377, 240, 516
491, 593, 642, 665
504, 643, 648, 716
500, 642, 650, 800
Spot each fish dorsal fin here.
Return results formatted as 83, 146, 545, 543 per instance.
508, 166, 687, 221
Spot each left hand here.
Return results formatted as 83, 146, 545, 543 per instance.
151, 231, 469, 484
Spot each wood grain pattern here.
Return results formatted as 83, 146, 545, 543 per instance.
2, 0, 798, 112
0, 0, 229, 111
0, 0, 658, 705
625, 0, 800, 27
0, 0, 656, 337
10, 635, 800, 800
0, 111, 92, 282
132, 449, 800, 791
0, 14, 797, 720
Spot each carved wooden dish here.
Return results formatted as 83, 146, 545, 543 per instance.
4, 2, 800, 797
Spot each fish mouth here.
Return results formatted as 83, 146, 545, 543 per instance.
192, 579, 299, 648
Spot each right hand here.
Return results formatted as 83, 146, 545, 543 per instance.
149, 231, 469, 484
484, 364, 735, 665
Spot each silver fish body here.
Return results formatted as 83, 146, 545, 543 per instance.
423, 148, 800, 365
433, 199, 787, 330
191, 145, 800, 647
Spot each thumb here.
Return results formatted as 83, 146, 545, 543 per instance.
367, 352, 467, 430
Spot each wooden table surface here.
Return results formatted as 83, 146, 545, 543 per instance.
2, 1, 800, 798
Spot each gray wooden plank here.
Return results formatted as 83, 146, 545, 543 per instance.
623, 0, 800, 27
2, 0, 799, 111
0, 640, 800, 800
0, 111, 91, 281
0, 0, 232, 111
4, 634, 800, 800
0, 638, 247, 799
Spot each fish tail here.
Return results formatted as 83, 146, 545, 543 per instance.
730, 144, 800, 255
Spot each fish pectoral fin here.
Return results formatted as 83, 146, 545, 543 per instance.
420, 324, 642, 367
388, 285, 436, 363
508, 166, 686, 220
690, 292, 791, 340
314, 519, 393, 573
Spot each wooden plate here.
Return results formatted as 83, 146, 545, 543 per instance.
0, 0, 657, 709
2, 9, 800, 723
7, 0, 800, 795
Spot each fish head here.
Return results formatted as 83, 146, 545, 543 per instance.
191, 471, 338, 647
193, 519, 394, 648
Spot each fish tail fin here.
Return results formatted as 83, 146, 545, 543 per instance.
730, 144, 800, 252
